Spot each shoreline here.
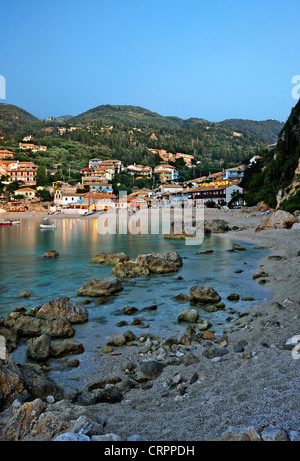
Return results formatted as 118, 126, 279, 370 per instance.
1, 209, 300, 441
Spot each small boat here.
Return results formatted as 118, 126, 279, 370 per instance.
0, 221, 12, 226
11, 221, 20, 225
40, 223, 57, 229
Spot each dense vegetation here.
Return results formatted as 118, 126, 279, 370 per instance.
241, 100, 300, 211
220, 119, 284, 144
0, 103, 284, 185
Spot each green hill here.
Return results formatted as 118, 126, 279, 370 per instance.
0, 103, 39, 133
0, 102, 285, 183
219, 119, 284, 144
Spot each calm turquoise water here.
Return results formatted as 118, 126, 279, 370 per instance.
0, 217, 271, 339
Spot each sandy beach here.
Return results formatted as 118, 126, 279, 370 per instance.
1, 207, 299, 441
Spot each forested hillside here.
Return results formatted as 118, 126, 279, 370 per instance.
0, 103, 283, 182
241, 100, 300, 211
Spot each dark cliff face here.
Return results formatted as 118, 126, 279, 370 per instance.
242, 100, 300, 211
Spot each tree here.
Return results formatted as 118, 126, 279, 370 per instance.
36, 166, 50, 187
37, 189, 52, 201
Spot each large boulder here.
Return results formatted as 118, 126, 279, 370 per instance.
90, 252, 129, 265
204, 219, 231, 233
26, 333, 52, 362
256, 210, 296, 231
0, 356, 29, 411
77, 277, 123, 297
31, 297, 88, 325
135, 252, 182, 274
18, 363, 64, 402
190, 285, 221, 304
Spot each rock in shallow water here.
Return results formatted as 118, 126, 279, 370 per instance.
77, 277, 123, 297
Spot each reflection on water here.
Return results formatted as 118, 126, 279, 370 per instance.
0, 217, 271, 341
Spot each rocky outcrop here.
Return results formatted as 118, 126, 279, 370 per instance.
30, 297, 89, 325
90, 252, 129, 265
77, 277, 123, 297
190, 285, 221, 304
112, 252, 183, 278
256, 210, 297, 231
3, 309, 74, 339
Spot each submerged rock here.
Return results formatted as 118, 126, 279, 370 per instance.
178, 309, 199, 323
44, 250, 59, 258
190, 285, 221, 304
112, 252, 183, 277
77, 277, 123, 297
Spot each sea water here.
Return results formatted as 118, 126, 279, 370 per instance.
0, 217, 271, 384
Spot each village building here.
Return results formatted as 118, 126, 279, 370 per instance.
125, 164, 152, 177
14, 188, 37, 200
153, 164, 179, 182
187, 184, 243, 205
0, 150, 14, 159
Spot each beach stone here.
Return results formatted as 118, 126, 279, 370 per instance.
122, 306, 138, 315
91, 433, 124, 441
256, 210, 296, 231
178, 309, 199, 323
220, 426, 261, 441
260, 425, 289, 441
227, 293, 240, 301
175, 293, 190, 301
123, 330, 137, 342
71, 415, 104, 436
190, 285, 221, 304
90, 252, 129, 265
55, 432, 90, 441
94, 386, 123, 404
202, 342, 229, 360
232, 244, 247, 251
106, 335, 126, 347
50, 338, 84, 358
26, 333, 52, 362
132, 361, 165, 382
44, 250, 59, 258
33, 297, 89, 325
77, 277, 123, 297
19, 291, 31, 298
197, 320, 212, 331
101, 347, 113, 354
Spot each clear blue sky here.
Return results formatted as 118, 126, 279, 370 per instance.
0, 0, 299, 122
